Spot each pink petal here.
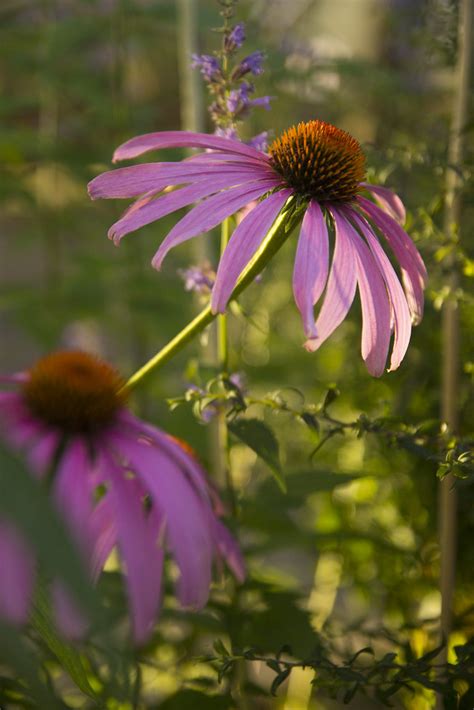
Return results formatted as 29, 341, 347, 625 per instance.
109, 173, 272, 244
117, 411, 210, 498
152, 178, 281, 270
304, 208, 358, 352
111, 432, 214, 610
292, 201, 329, 338
113, 130, 271, 164
53, 438, 96, 557
346, 208, 412, 371
211, 190, 292, 313
27, 429, 59, 478
89, 161, 270, 200
102, 450, 163, 644
361, 183, 406, 224
357, 196, 427, 324
52, 581, 88, 640
0, 521, 35, 624
213, 520, 246, 583
88, 498, 117, 582
340, 212, 391, 376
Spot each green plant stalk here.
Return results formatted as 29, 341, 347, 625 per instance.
216, 217, 235, 509
123, 196, 299, 391
437, 0, 471, 700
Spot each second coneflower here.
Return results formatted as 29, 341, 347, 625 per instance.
88, 120, 427, 376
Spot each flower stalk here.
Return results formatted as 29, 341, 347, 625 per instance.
437, 0, 471, 691
123, 196, 298, 392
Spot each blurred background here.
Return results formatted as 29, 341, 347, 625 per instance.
0, 0, 473, 707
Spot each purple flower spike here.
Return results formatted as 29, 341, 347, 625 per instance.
191, 53, 221, 82
89, 119, 427, 375
232, 50, 265, 79
179, 262, 215, 294
0, 351, 245, 642
225, 22, 246, 52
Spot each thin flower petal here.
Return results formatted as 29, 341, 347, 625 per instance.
102, 450, 163, 643
211, 189, 291, 313
89, 161, 270, 200
339, 212, 391, 376
117, 411, 210, 498
27, 429, 59, 478
213, 520, 246, 583
292, 201, 329, 338
0, 521, 35, 624
113, 130, 271, 163
111, 432, 214, 609
304, 208, 358, 352
361, 183, 406, 224
152, 178, 281, 270
346, 208, 412, 371
52, 582, 88, 640
358, 196, 427, 323
53, 439, 96, 556
109, 174, 273, 244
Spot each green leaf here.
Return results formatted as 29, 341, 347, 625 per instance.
31, 586, 101, 699
0, 621, 62, 709
228, 418, 286, 491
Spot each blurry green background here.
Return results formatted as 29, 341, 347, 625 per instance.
0, 0, 473, 707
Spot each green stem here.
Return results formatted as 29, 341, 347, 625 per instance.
218, 218, 231, 373
123, 195, 299, 391
437, 0, 471, 702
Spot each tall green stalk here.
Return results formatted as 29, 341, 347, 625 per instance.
437, 0, 471, 702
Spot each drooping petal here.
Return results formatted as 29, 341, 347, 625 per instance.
117, 411, 211, 499
152, 178, 282, 270
52, 581, 88, 640
0, 521, 35, 624
89, 161, 270, 200
109, 174, 273, 244
361, 183, 406, 224
110, 431, 214, 609
357, 196, 427, 324
212, 519, 246, 583
88, 498, 117, 582
304, 208, 357, 352
211, 189, 292, 313
292, 201, 329, 338
27, 429, 59, 478
101, 449, 163, 643
346, 207, 412, 371
113, 130, 271, 164
339, 212, 391, 377
53, 438, 96, 557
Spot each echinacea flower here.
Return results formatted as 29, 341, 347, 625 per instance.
0, 351, 244, 642
88, 119, 427, 376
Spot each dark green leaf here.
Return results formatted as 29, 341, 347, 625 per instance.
228, 418, 286, 491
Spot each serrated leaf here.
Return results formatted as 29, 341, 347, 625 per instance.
228, 418, 286, 491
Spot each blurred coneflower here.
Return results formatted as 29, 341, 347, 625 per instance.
0, 351, 244, 642
89, 119, 427, 375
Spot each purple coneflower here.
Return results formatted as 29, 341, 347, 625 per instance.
88, 119, 427, 376
0, 351, 244, 642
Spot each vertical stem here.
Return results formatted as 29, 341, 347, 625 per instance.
217, 218, 236, 513
438, 0, 471, 698
218, 219, 231, 373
